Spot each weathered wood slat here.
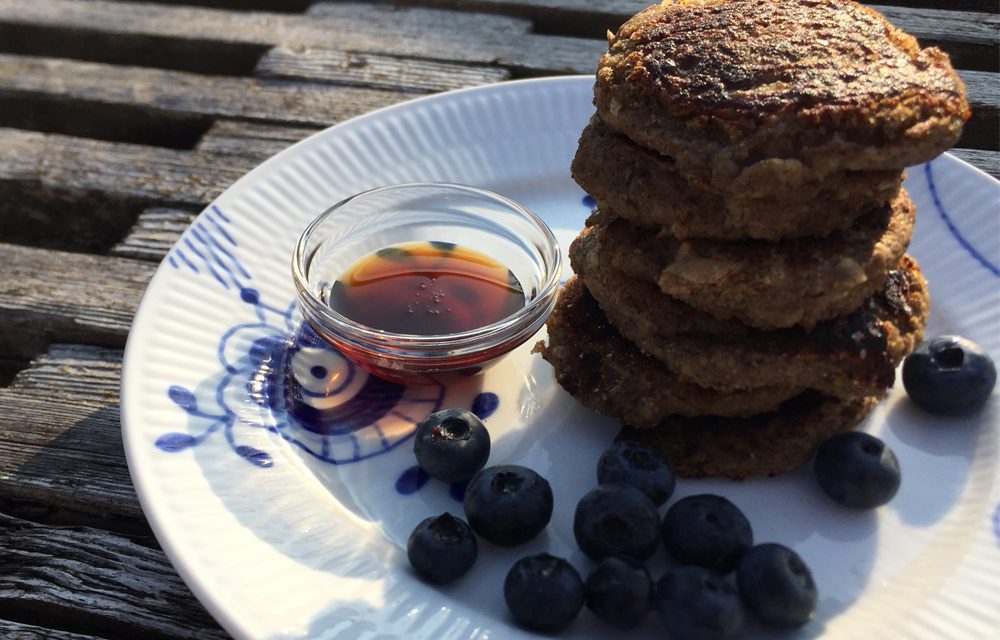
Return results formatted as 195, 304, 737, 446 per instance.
959, 69, 1000, 108
256, 45, 511, 92
950, 148, 1000, 178
0, 54, 408, 127
0, 512, 226, 640
0, 242, 154, 345
0, 344, 140, 520
0, 128, 249, 206
8, 344, 123, 401
343, 0, 999, 45
0, 430, 140, 520
110, 207, 200, 262
0, 0, 603, 74
872, 4, 999, 45
0, 619, 106, 640
0, 124, 238, 252
0, 1, 991, 79
337, 0, 999, 43
0, 394, 142, 520
195, 119, 321, 159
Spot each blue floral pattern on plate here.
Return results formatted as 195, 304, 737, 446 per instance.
157, 206, 499, 486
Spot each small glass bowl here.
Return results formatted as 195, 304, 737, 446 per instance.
292, 183, 562, 383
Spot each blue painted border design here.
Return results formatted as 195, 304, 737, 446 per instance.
993, 503, 1000, 548
924, 162, 1000, 278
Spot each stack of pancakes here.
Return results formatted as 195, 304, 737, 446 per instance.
540, 0, 969, 478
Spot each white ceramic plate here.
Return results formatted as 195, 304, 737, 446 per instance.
121, 76, 1000, 640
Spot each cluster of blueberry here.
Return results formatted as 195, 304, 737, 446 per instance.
403, 410, 813, 636
534, 445, 817, 636
405, 335, 995, 637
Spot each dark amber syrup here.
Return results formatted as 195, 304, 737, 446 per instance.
326, 241, 526, 335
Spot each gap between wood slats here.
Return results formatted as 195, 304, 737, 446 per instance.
110, 0, 314, 12
0, 358, 25, 387
0, 22, 271, 76
0, 91, 213, 149
0, 127, 250, 253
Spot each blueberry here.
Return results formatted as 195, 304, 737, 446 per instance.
813, 431, 900, 508
574, 483, 661, 561
406, 512, 477, 584
654, 565, 745, 640
903, 335, 996, 416
662, 494, 753, 573
737, 543, 817, 629
413, 408, 491, 483
504, 553, 585, 632
598, 440, 676, 506
463, 465, 552, 547
585, 557, 653, 630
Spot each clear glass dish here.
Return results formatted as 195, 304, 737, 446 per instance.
292, 183, 562, 383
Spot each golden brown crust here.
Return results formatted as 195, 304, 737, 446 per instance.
619, 392, 879, 479
571, 224, 930, 396
572, 115, 903, 240
588, 189, 915, 329
538, 281, 881, 480
595, 0, 969, 188
537, 277, 806, 426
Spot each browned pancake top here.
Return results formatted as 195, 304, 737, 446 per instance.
599, 0, 968, 140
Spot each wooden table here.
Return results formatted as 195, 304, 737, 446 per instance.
0, 1, 995, 637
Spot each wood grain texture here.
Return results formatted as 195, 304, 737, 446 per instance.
0, 128, 249, 206
256, 46, 511, 91
0, 54, 409, 127
195, 119, 322, 159
0, 512, 226, 639
0, 619, 107, 640
9, 344, 123, 401
344, 0, 999, 44
111, 207, 200, 262
0, 242, 154, 345
950, 148, 1000, 178
0, 345, 138, 520
0, 0, 604, 74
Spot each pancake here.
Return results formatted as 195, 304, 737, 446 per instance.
594, 0, 968, 191
572, 116, 903, 241
536, 276, 806, 427
590, 190, 915, 329
618, 392, 879, 479
570, 225, 929, 397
